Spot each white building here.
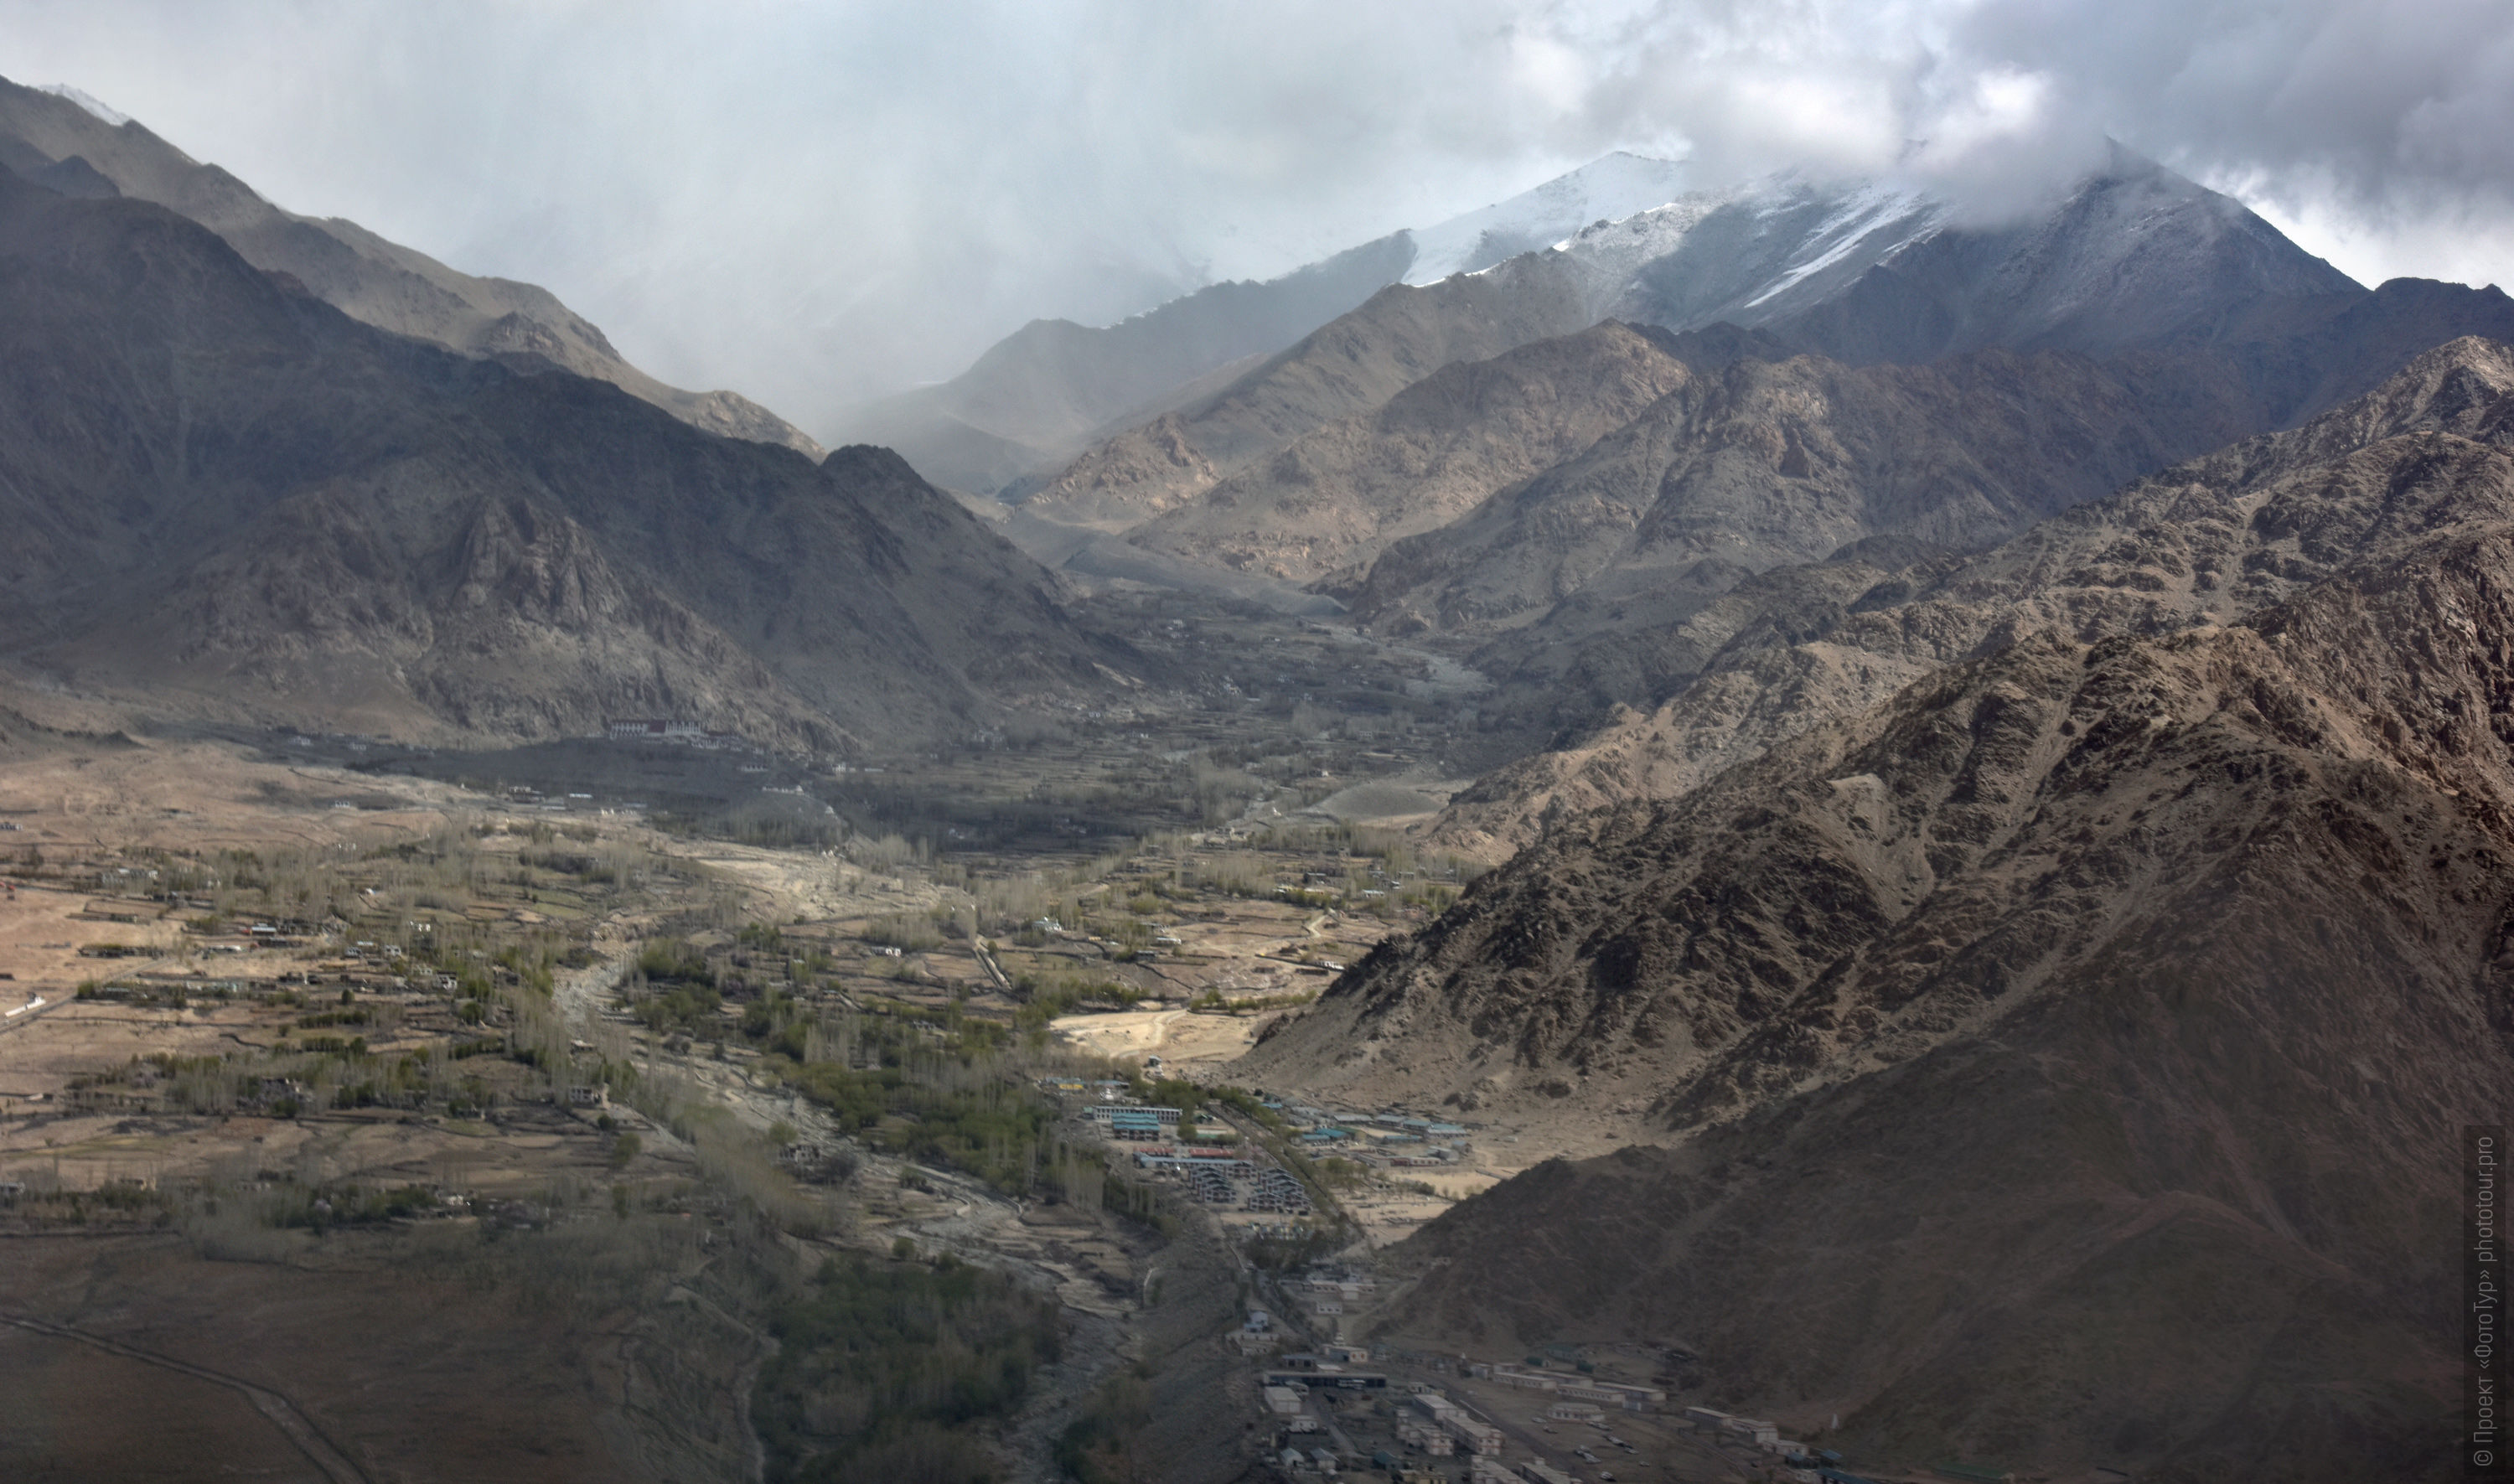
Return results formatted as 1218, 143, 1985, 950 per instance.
1720, 1416, 1780, 1446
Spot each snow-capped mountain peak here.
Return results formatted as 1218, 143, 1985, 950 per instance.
1404, 150, 1693, 286
38, 84, 129, 127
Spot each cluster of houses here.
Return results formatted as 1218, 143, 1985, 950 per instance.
1295, 1273, 1376, 1306
1179, 1161, 1244, 1202
1396, 1388, 1498, 1456
1084, 1102, 1182, 1140
1257, 1099, 1476, 1172
1248, 1167, 1312, 1213
1676, 1406, 1921, 1482
1237, 1289, 1949, 1484
1475, 1362, 1665, 1413
603, 718, 753, 752
1062, 1084, 1313, 1213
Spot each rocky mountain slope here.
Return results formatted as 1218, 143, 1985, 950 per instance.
1118, 322, 1695, 582
1331, 342, 2276, 637
0, 162, 1116, 747
1236, 346, 2514, 1476
1022, 251, 1599, 530
836, 153, 1697, 495
1011, 151, 2363, 561
0, 75, 820, 456
1436, 336, 2514, 855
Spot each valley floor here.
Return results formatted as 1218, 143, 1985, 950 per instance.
0, 685, 1517, 1482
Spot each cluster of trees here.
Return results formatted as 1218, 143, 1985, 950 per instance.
753, 1251, 1063, 1484
766, 1011, 1059, 1194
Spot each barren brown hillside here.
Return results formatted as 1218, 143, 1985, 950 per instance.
0, 164, 1122, 748
1435, 336, 2514, 856
1228, 348, 2514, 1478
1124, 322, 1694, 582
1332, 343, 2273, 639
0, 74, 820, 455
1023, 251, 1595, 527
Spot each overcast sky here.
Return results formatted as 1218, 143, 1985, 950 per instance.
5, 0, 2511, 434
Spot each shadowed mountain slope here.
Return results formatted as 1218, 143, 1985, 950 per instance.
1330, 343, 2278, 639
1234, 366, 2514, 1473
0, 74, 820, 456
1644, 143, 2360, 365
1333, 602, 2503, 1481
0, 163, 1115, 747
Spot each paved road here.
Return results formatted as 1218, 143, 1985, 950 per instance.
0, 992, 60, 1038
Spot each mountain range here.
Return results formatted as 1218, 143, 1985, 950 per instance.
2, 74, 2506, 1482
827, 153, 1699, 494
0, 75, 821, 457
1240, 338, 2514, 1478
0, 154, 1120, 748
959, 149, 2514, 773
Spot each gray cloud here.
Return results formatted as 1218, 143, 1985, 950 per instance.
3, 0, 2509, 435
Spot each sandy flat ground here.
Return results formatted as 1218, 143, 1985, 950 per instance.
0, 886, 181, 1001
0, 735, 464, 999
0, 737, 455, 858
1048, 1006, 1267, 1068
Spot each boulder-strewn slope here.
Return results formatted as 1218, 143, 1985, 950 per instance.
1232, 342, 2514, 1480
0, 163, 1114, 747
0, 75, 820, 455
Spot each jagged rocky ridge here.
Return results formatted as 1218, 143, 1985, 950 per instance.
1014, 150, 2514, 726
1437, 336, 2514, 855
1020, 151, 2358, 535
1232, 340, 2514, 1481
0, 162, 1118, 748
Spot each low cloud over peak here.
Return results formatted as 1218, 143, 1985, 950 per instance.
5, 0, 2506, 432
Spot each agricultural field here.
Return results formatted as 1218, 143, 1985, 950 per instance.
0, 676, 1491, 1482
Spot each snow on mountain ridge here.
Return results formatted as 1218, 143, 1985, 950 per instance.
1536, 188, 1739, 311
1403, 151, 1693, 286
1739, 181, 1943, 308
37, 84, 128, 127
1501, 171, 1946, 325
